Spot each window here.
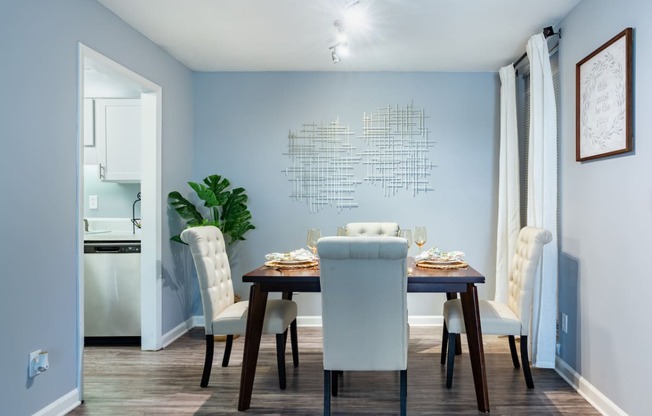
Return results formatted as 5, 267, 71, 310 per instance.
517, 47, 560, 228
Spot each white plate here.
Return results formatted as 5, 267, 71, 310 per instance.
419, 259, 462, 265
272, 259, 315, 265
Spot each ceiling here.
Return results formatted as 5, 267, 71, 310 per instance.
97, 0, 581, 72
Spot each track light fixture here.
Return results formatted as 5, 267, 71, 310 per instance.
328, 0, 368, 64
331, 48, 341, 63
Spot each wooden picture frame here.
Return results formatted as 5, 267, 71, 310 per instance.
576, 28, 633, 161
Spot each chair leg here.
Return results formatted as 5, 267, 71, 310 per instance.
400, 369, 407, 416
200, 334, 214, 388
221, 334, 234, 367
324, 370, 331, 416
441, 322, 449, 365
331, 370, 339, 396
276, 333, 287, 390
508, 335, 520, 368
290, 319, 299, 367
520, 335, 535, 388
446, 333, 456, 388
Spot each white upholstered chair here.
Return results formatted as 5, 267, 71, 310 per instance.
180, 226, 299, 389
441, 226, 552, 389
344, 222, 400, 237
318, 236, 409, 416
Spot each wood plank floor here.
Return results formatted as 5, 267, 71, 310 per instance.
68, 327, 598, 415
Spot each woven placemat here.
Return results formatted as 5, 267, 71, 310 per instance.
264, 260, 319, 269
416, 261, 468, 270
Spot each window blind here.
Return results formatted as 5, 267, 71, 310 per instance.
519, 48, 560, 228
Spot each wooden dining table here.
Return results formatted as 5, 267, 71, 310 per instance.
237, 258, 490, 413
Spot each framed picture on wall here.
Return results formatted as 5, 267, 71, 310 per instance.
576, 27, 633, 162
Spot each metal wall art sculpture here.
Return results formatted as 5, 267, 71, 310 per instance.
285, 103, 433, 213
283, 119, 361, 214
359, 103, 433, 197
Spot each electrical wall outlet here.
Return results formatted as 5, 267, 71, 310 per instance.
28, 350, 49, 378
89, 195, 98, 210
561, 313, 569, 333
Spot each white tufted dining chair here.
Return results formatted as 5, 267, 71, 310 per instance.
180, 226, 299, 389
344, 222, 400, 237
318, 236, 409, 416
441, 226, 552, 389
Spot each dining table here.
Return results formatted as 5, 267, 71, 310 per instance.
237, 257, 490, 413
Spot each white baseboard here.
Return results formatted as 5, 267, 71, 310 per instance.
161, 316, 196, 348
32, 388, 80, 416
297, 315, 322, 327
296, 315, 442, 327
192, 315, 442, 328
555, 356, 628, 416
408, 315, 443, 326
193, 314, 324, 327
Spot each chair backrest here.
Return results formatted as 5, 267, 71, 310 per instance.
318, 236, 409, 371
507, 226, 553, 335
345, 222, 400, 237
180, 226, 235, 334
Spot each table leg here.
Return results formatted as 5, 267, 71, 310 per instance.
238, 283, 268, 411
446, 292, 462, 355
460, 284, 490, 413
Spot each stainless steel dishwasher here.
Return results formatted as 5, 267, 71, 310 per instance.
84, 241, 141, 345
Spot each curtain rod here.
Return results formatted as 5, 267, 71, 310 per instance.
513, 26, 562, 68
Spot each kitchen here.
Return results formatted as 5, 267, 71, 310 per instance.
82, 57, 142, 345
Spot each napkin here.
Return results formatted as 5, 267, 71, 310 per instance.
415, 247, 465, 263
265, 248, 316, 262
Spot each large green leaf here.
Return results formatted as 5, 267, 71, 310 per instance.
188, 182, 218, 209
221, 188, 254, 242
168, 191, 204, 225
204, 175, 230, 206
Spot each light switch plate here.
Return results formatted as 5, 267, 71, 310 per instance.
89, 195, 98, 210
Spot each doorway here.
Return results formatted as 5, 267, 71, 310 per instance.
77, 44, 163, 396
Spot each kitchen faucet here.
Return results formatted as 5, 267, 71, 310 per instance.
132, 192, 141, 234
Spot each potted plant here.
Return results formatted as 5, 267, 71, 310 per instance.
168, 174, 255, 246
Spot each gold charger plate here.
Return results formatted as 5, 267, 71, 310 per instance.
416, 260, 468, 270
264, 260, 319, 269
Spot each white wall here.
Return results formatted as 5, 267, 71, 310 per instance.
0, 1, 193, 414
558, 1, 652, 415
192, 71, 500, 318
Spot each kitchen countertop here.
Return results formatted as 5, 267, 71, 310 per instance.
84, 231, 141, 242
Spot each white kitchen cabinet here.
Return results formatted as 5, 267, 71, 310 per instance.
94, 98, 141, 182
83, 98, 94, 146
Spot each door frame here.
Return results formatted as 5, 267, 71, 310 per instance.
77, 44, 163, 398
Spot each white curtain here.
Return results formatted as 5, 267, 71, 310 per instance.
494, 65, 521, 304
526, 33, 558, 369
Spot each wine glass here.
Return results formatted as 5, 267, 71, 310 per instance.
414, 226, 427, 253
307, 228, 322, 255
400, 229, 413, 253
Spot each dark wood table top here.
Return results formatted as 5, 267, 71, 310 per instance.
243, 258, 485, 292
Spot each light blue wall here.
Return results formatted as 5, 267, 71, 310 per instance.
0, 1, 193, 414
558, 1, 652, 415
192, 72, 500, 316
